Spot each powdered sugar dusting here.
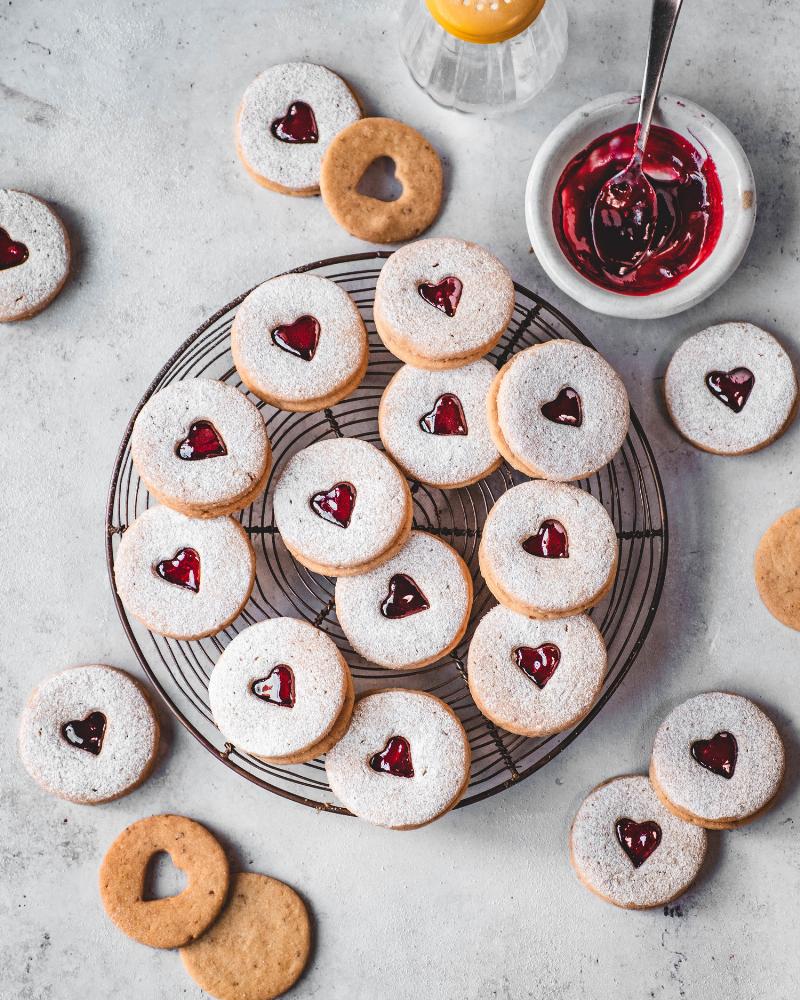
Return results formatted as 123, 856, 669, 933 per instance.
665, 323, 797, 453
232, 273, 367, 406
495, 340, 630, 480
0, 189, 69, 320
374, 238, 514, 362
325, 689, 469, 828
114, 506, 254, 639
379, 360, 500, 486
18, 665, 158, 804
209, 618, 348, 759
571, 775, 707, 908
651, 692, 784, 823
335, 531, 471, 669
237, 62, 361, 191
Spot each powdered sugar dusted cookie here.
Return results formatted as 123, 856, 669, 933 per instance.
273, 438, 412, 577
326, 689, 470, 829
467, 605, 606, 738
0, 189, 70, 322
236, 62, 361, 196
209, 618, 353, 764
650, 692, 784, 830
488, 340, 630, 481
131, 378, 271, 518
374, 238, 515, 369
335, 531, 473, 670
232, 273, 368, 412
114, 506, 255, 639
18, 665, 159, 804
665, 323, 797, 455
479, 481, 618, 618
379, 360, 502, 488
570, 775, 707, 910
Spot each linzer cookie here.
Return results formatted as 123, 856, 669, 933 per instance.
650, 692, 785, 830
273, 438, 412, 577
236, 62, 361, 196
232, 273, 368, 412
334, 530, 473, 670
665, 323, 797, 454
325, 689, 471, 829
114, 506, 255, 639
18, 665, 159, 804
378, 359, 502, 488
488, 340, 630, 481
131, 378, 271, 518
467, 606, 607, 738
478, 481, 618, 618
374, 238, 514, 369
0, 189, 70, 322
569, 775, 707, 910
755, 507, 800, 629
209, 618, 354, 764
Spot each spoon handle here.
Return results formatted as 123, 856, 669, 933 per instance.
635, 0, 684, 160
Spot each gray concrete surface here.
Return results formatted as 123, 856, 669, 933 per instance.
1, 1, 798, 997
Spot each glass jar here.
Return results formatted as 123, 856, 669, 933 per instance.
399, 0, 568, 115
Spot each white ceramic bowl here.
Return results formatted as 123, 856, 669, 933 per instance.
525, 93, 756, 320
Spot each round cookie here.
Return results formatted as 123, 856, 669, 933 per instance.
487, 340, 630, 481
374, 238, 515, 369
755, 507, 800, 629
18, 665, 159, 805
236, 62, 361, 196
0, 189, 70, 322
320, 118, 443, 243
334, 530, 473, 670
664, 322, 798, 455
114, 505, 255, 640
180, 873, 311, 1000
209, 618, 353, 764
131, 378, 271, 518
467, 605, 607, 738
478, 480, 618, 618
232, 273, 368, 412
273, 437, 412, 577
325, 689, 471, 829
378, 359, 502, 488
650, 692, 785, 830
569, 775, 707, 910
99, 814, 229, 949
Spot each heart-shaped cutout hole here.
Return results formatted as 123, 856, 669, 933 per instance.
380, 574, 430, 620
369, 736, 414, 778
0, 226, 29, 270
691, 730, 737, 779
310, 482, 356, 528
155, 547, 201, 592
418, 276, 463, 317
522, 520, 569, 559
541, 387, 583, 427
615, 818, 661, 868
176, 420, 227, 461
270, 101, 318, 144
705, 368, 754, 412
251, 665, 296, 708
514, 643, 560, 688
419, 393, 468, 436
356, 157, 403, 202
143, 851, 188, 901
271, 315, 321, 362
61, 711, 107, 755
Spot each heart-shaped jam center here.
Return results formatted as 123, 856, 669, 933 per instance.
61, 711, 107, 755
270, 101, 319, 143
615, 818, 662, 868
0, 226, 29, 270
251, 665, 296, 708
691, 730, 737, 779
380, 574, 430, 619
155, 547, 200, 592
418, 276, 463, 317
522, 520, 569, 559
310, 482, 356, 528
419, 393, 468, 436
541, 387, 583, 427
369, 736, 414, 778
176, 420, 227, 461
514, 643, 561, 688
705, 368, 754, 412
271, 315, 321, 361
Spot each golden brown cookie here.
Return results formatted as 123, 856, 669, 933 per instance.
755, 507, 800, 629
320, 117, 443, 243
99, 814, 230, 949
180, 872, 311, 1000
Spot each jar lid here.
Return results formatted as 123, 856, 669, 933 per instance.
425, 0, 546, 44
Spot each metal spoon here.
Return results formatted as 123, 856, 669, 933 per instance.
591, 0, 684, 273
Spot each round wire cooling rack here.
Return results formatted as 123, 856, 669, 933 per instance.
106, 251, 668, 814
